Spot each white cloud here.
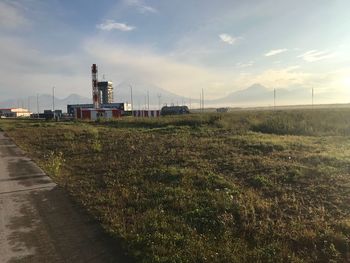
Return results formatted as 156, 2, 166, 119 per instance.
236, 61, 254, 68
84, 39, 235, 98
125, 0, 157, 14
219, 34, 240, 45
239, 66, 312, 90
298, 50, 336, 62
0, 34, 346, 104
0, 1, 27, 29
96, 20, 135, 31
265, 49, 288, 57
83, 39, 327, 100
0, 36, 90, 99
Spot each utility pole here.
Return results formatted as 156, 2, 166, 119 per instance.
274, 88, 276, 111
52, 86, 56, 120
37, 94, 39, 118
147, 91, 150, 110
189, 97, 192, 109
157, 94, 161, 110
202, 88, 204, 113
129, 85, 133, 116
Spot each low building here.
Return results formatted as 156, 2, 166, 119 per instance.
74, 108, 121, 121
132, 110, 160, 117
31, 110, 63, 120
67, 103, 131, 116
0, 108, 31, 118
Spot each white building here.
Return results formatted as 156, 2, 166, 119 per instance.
0, 108, 31, 118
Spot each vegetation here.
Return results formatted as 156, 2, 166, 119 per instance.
1, 108, 350, 262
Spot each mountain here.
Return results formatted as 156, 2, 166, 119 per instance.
0, 83, 194, 112
212, 84, 313, 107
0, 83, 319, 112
115, 81, 195, 109
218, 84, 271, 102
0, 94, 91, 112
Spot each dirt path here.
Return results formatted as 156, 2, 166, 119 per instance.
0, 132, 131, 263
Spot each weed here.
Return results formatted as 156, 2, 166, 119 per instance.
2, 109, 350, 262
44, 151, 65, 177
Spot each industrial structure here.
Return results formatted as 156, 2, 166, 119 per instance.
69, 64, 188, 120
71, 64, 124, 120
98, 81, 113, 104
75, 108, 121, 120
0, 108, 31, 118
133, 110, 160, 118
92, 64, 100, 108
31, 110, 63, 120
91, 64, 114, 106
67, 103, 131, 115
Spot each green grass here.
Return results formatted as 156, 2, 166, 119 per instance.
1, 109, 350, 262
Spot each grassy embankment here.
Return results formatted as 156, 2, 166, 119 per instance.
1, 109, 350, 262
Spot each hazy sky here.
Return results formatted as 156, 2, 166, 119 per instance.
1, 0, 350, 103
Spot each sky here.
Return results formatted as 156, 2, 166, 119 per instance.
1, 0, 350, 104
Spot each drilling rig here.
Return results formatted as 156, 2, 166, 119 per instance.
91, 64, 100, 109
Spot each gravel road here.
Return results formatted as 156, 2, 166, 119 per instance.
0, 132, 131, 263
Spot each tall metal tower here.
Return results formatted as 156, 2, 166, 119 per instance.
91, 64, 100, 109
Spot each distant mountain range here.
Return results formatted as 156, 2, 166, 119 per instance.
115, 81, 189, 107
211, 83, 313, 106
0, 94, 90, 112
0, 83, 324, 112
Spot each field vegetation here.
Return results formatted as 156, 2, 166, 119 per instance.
1, 109, 350, 262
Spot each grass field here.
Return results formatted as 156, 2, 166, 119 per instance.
1, 109, 350, 262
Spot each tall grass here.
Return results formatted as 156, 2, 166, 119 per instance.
1, 108, 350, 262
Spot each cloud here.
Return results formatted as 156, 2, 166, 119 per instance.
84, 38, 236, 98
125, 0, 157, 14
0, 36, 91, 99
83, 39, 328, 100
0, 33, 346, 104
96, 20, 135, 31
236, 61, 254, 68
0, 1, 27, 29
265, 49, 288, 57
239, 66, 312, 90
219, 34, 240, 45
298, 50, 336, 62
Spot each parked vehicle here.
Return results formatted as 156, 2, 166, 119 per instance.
161, 106, 190, 116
